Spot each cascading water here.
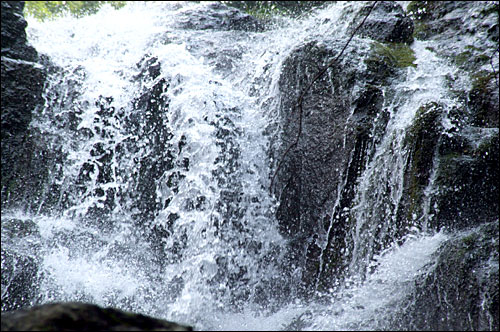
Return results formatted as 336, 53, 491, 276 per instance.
3, 1, 490, 330
345, 39, 467, 278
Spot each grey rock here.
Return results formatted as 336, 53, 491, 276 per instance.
392, 221, 499, 331
175, 2, 264, 32
1, 0, 47, 209
353, 1, 414, 44
1, 302, 193, 331
270, 37, 394, 292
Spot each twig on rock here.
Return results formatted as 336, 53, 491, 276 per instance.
269, 1, 378, 193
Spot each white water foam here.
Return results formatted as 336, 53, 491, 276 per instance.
2, 2, 459, 330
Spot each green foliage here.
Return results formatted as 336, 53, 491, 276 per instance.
24, 1, 127, 21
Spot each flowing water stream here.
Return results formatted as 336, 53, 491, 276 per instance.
1, 1, 471, 330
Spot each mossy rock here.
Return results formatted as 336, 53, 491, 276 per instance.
394, 221, 499, 331
397, 102, 444, 226
406, 1, 436, 21
371, 42, 417, 68
468, 70, 499, 128
364, 41, 417, 84
431, 133, 499, 230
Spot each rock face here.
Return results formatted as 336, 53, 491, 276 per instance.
393, 221, 499, 331
352, 1, 414, 44
1, 218, 41, 311
270, 1, 415, 292
1, 1, 49, 311
403, 0, 499, 231
0, 302, 193, 331
175, 2, 264, 32
270, 2, 499, 320
1, 1, 47, 209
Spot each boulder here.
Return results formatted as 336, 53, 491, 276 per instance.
270, 34, 397, 292
0, 302, 193, 331
352, 1, 414, 44
393, 221, 499, 331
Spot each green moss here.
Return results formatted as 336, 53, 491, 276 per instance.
371, 42, 417, 69
454, 50, 473, 66
461, 233, 478, 247
245, 4, 282, 19
454, 50, 493, 68
471, 70, 495, 92
403, 102, 444, 221
406, 1, 433, 20
412, 21, 431, 40
464, 45, 483, 52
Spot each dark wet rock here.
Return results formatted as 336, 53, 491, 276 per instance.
430, 132, 499, 230
270, 37, 395, 292
407, 1, 498, 45
1, 0, 42, 138
406, 1, 499, 128
1, 302, 193, 331
1, 249, 39, 312
1, 1, 47, 209
393, 221, 499, 331
271, 1, 498, 298
353, 1, 414, 44
468, 70, 499, 128
394, 102, 445, 232
175, 2, 264, 32
1, 218, 41, 311
1, 1, 37, 61
398, 1, 499, 231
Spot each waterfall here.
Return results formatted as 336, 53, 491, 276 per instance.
3, 1, 493, 331
346, 39, 466, 278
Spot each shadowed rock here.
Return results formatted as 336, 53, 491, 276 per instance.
352, 1, 414, 44
175, 2, 264, 32
1, 302, 193, 331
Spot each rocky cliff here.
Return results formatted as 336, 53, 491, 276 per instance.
269, 0, 498, 329
1, 1, 48, 210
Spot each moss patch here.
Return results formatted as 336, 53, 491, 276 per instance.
371, 42, 417, 69
406, 1, 433, 20
402, 102, 444, 222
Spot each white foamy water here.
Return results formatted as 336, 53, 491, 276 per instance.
210, 231, 448, 331
1, 1, 462, 330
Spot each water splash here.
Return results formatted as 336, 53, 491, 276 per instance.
1, 1, 466, 330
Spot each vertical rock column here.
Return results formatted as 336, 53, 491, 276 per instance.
1, 1, 46, 209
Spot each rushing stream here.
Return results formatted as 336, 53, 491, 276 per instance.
3, 1, 495, 330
